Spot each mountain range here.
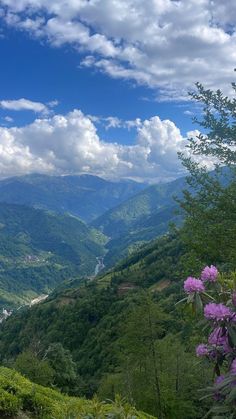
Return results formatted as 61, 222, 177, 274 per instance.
0, 173, 146, 222
0, 173, 188, 308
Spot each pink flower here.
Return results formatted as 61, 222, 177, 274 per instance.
208, 327, 232, 353
184, 277, 205, 294
215, 375, 225, 385
204, 303, 233, 321
201, 265, 218, 282
196, 343, 209, 357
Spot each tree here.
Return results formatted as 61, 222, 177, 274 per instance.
14, 350, 54, 386
178, 80, 236, 268
43, 342, 80, 394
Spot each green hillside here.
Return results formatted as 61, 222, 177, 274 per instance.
0, 233, 211, 418
0, 203, 106, 308
0, 367, 153, 418
0, 173, 145, 222
92, 177, 186, 238
92, 177, 186, 266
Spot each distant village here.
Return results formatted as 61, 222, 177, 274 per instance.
0, 294, 48, 324
0, 308, 12, 324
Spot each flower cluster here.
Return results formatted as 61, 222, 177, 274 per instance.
204, 303, 233, 322
183, 265, 219, 297
184, 277, 205, 294
201, 265, 218, 282
182, 266, 236, 407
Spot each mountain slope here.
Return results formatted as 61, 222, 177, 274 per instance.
92, 176, 186, 238
0, 233, 211, 418
0, 203, 106, 308
0, 367, 153, 418
0, 173, 145, 222
92, 176, 186, 266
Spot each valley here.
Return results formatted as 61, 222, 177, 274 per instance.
0, 167, 234, 418
0, 173, 184, 310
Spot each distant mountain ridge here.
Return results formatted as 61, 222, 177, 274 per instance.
0, 174, 146, 222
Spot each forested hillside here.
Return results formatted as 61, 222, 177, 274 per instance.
0, 232, 212, 418
92, 176, 186, 238
0, 203, 106, 308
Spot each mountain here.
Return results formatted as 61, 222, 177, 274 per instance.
92, 176, 186, 265
0, 173, 146, 222
92, 176, 186, 238
0, 203, 106, 308
0, 233, 210, 418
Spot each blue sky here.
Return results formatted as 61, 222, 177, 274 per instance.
0, 0, 235, 182
0, 25, 194, 139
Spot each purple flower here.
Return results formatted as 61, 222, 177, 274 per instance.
215, 375, 225, 385
204, 303, 233, 321
196, 343, 209, 357
208, 327, 232, 353
208, 327, 227, 345
201, 265, 218, 282
184, 277, 205, 294
231, 359, 236, 375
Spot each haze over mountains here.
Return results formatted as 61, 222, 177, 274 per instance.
0, 174, 146, 222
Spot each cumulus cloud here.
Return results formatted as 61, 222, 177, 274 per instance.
0, 0, 236, 99
0, 109, 194, 182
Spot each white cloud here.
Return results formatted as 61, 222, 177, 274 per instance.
1, 0, 236, 99
0, 98, 49, 114
0, 109, 193, 182
3, 116, 13, 122
184, 110, 194, 116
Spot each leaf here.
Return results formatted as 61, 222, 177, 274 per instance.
195, 292, 203, 313
202, 291, 215, 301
226, 386, 236, 403
175, 297, 188, 306
228, 325, 236, 346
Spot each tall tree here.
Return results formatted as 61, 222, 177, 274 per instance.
178, 80, 236, 268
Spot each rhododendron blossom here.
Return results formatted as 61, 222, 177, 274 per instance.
184, 277, 205, 294
204, 303, 233, 321
183, 263, 236, 412
201, 265, 218, 282
196, 343, 209, 357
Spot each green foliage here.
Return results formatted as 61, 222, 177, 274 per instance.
92, 177, 186, 266
0, 234, 212, 417
14, 351, 54, 387
178, 80, 236, 268
0, 202, 107, 308
45, 343, 80, 394
0, 366, 154, 418
185, 81, 236, 165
